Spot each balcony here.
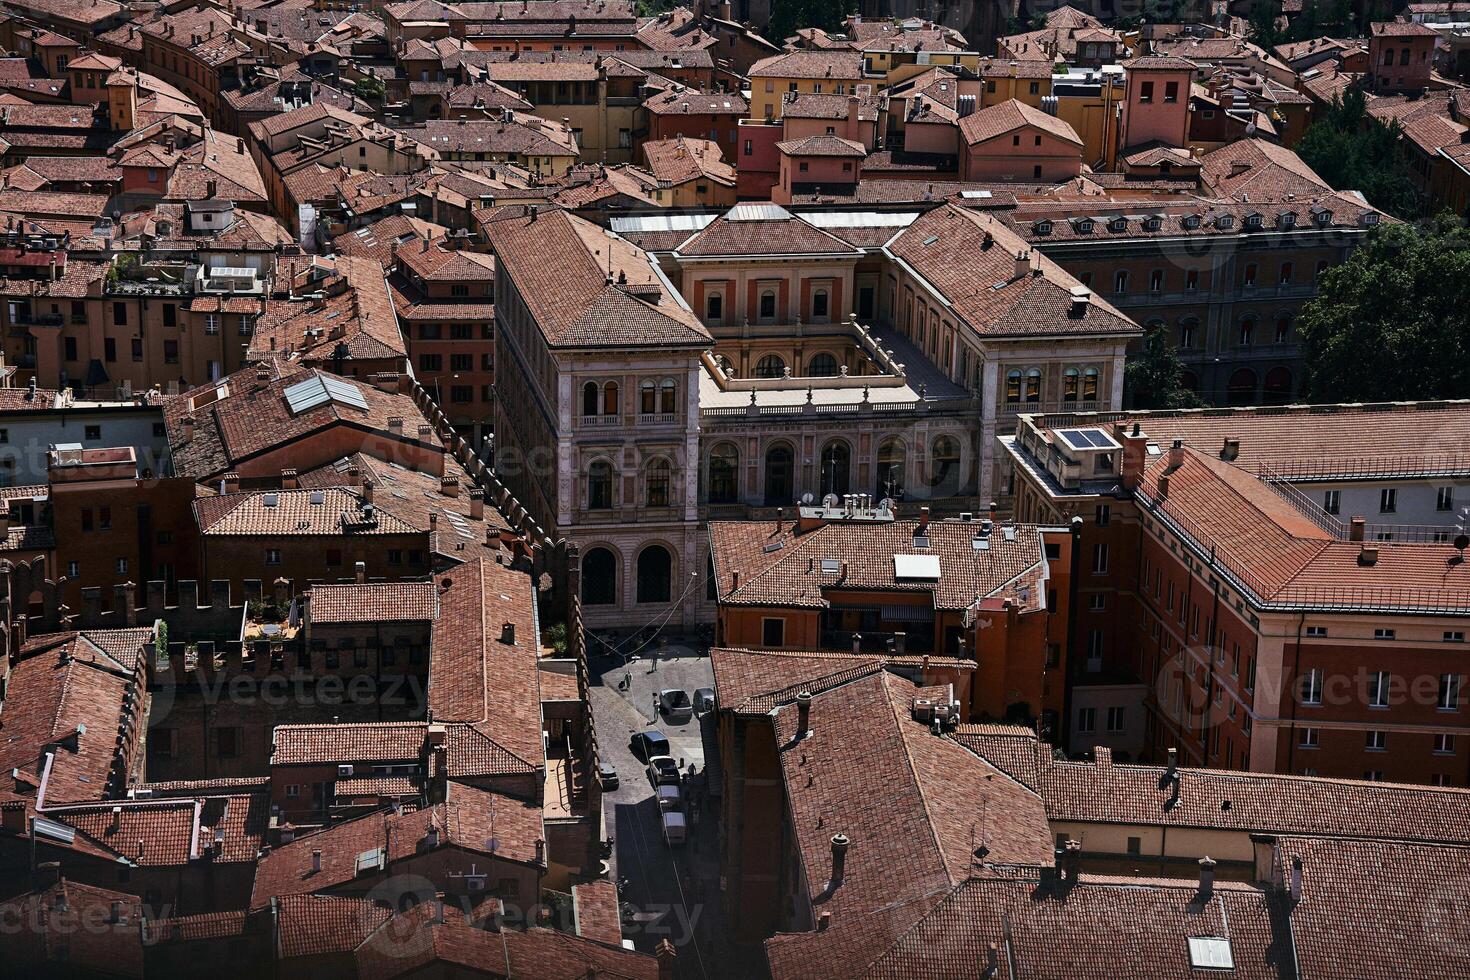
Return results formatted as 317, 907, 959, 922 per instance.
820, 628, 934, 655
13, 311, 63, 328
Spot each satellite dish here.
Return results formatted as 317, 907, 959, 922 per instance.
821, 493, 839, 508
1455, 534, 1470, 552
879, 497, 897, 512
800, 492, 815, 505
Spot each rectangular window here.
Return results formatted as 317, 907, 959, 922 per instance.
1106, 706, 1125, 732
99, 506, 111, 530
85, 425, 101, 441
1140, 80, 1154, 102
1322, 490, 1340, 515
162, 303, 176, 327
115, 558, 129, 574
1305, 625, 1328, 637
1369, 671, 1390, 708
1087, 629, 1104, 659
1089, 593, 1107, 611
1440, 674, 1461, 711
64, 337, 77, 362
104, 338, 116, 362
1435, 733, 1456, 754
1446, 631, 1466, 643
1366, 730, 1386, 751
265, 549, 281, 565
1364, 770, 1384, 782
1299, 727, 1319, 748
762, 617, 785, 647
113, 302, 127, 326
1095, 504, 1110, 526
451, 354, 473, 372
131, 338, 143, 361
1127, 836, 1141, 855
1077, 707, 1096, 733
1437, 486, 1454, 511
1379, 488, 1397, 513
1091, 543, 1108, 574
1305, 667, 1328, 705
1374, 628, 1396, 640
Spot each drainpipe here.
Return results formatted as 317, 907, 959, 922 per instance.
1060, 515, 1084, 749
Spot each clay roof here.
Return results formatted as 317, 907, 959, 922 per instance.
642, 137, 737, 185
959, 98, 1083, 146
480, 205, 710, 349
1371, 20, 1439, 36
675, 203, 861, 258
776, 134, 867, 156
271, 721, 428, 766
0, 881, 146, 975
193, 487, 421, 537
709, 517, 1050, 612
1198, 137, 1334, 199
779, 91, 881, 121
642, 86, 747, 115
250, 781, 542, 908
309, 581, 440, 623
332, 214, 450, 270
749, 50, 865, 79
274, 894, 393, 959
886, 203, 1139, 338
960, 727, 1470, 843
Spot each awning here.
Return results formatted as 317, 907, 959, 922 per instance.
880, 604, 934, 623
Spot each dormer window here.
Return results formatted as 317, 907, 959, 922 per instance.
1216, 215, 1235, 230
1245, 213, 1263, 229
1075, 218, 1094, 233
1182, 214, 1201, 229
1108, 216, 1127, 232
1034, 219, 1053, 235
1278, 212, 1297, 228
1363, 212, 1381, 226
1313, 208, 1333, 226
1143, 215, 1162, 231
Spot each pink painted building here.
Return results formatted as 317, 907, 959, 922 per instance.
1119, 56, 1194, 152
773, 135, 865, 204
1369, 22, 1437, 93
958, 99, 1083, 182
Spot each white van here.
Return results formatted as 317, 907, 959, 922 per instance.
661, 810, 687, 847
656, 784, 682, 812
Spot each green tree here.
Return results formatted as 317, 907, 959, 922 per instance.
767, 0, 851, 45
1246, 0, 1283, 48
1295, 88, 1424, 218
1125, 325, 1204, 410
1297, 216, 1470, 402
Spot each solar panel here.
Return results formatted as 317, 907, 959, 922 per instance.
1057, 428, 1119, 451
283, 375, 368, 415
1187, 937, 1234, 970
820, 558, 842, 574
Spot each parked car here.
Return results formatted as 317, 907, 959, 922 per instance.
693, 687, 716, 714
646, 755, 680, 787
657, 689, 693, 724
598, 761, 619, 790
661, 810, 687, 846
656, 784, 682, 812
629, 730, 671, 762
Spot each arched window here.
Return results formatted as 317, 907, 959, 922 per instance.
640, 379, 656, 414
808, 352, 839, 377
1264, 366, 1293, 405
636, 546, 672, 603
602, 381, 619, 416
1082, 367, 1099, 401
819, 440, 850, 497
755, 354, 786, 379
582, 381, 599, 416
1114, 270, 1128, 294
930, 436, 960, 495
758, 290, 776, 321
587, 459, 613, 509
1274, 315, 1292, 344
1025, 368, 1042, 403
1006, 369, 1022, 403
659, 378, 676, 413
876, 437, 905, 499
764, 443, 794, 505
1063, 367, 1080, 402
645, 457, 671, 507
812, 288, 829, 321
708, 443, 738, 503
582, 547, 617, 605
1227, 368, 1257, 406
706, 292, 722, 322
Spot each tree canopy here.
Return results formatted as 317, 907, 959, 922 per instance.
1297, 216, 1470, 402
1295, 88, 1424, 219
767, 0, 850, 45
1124, 325, 1204, 410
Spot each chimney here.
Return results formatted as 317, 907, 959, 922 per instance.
1167, 438, 1185, 471
1014, 250, 1030, 279
1063, 838, 1081, 882
1069, 284, 1091, 316
796, 690, 812, 736
311, 849, 322, 872
439, 475, 460, 498
1220, 437, 1240, 462
1289, 856, 1303, 902
355, 560, 366, 584
1121, 423, 1148, 489
362, 481, 375, 504
181, 415, 196, 441
829, 833, 849, 887
656, 939, 677, 980
534, 839, 545, 865
918, 506, 930, 535
500, 621, 516, 645
469, 488, 484, 520
1358, 544, 1379, 567
206, 178, 218, 199
111, 806, 122, 832
1198, 855, 1216, 897
223, 473, 241, 494
1348, 516, 1366, 541
1166, 747, 1179, 779
281, 468, 299, 489
426, 823, 440, 848
1158, 473, 1171, 499
846, 94, 861, 140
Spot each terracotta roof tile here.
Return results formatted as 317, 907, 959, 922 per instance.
272, 721, 429, 766
308, 581, 440, 623
959, 98, 1083, 146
